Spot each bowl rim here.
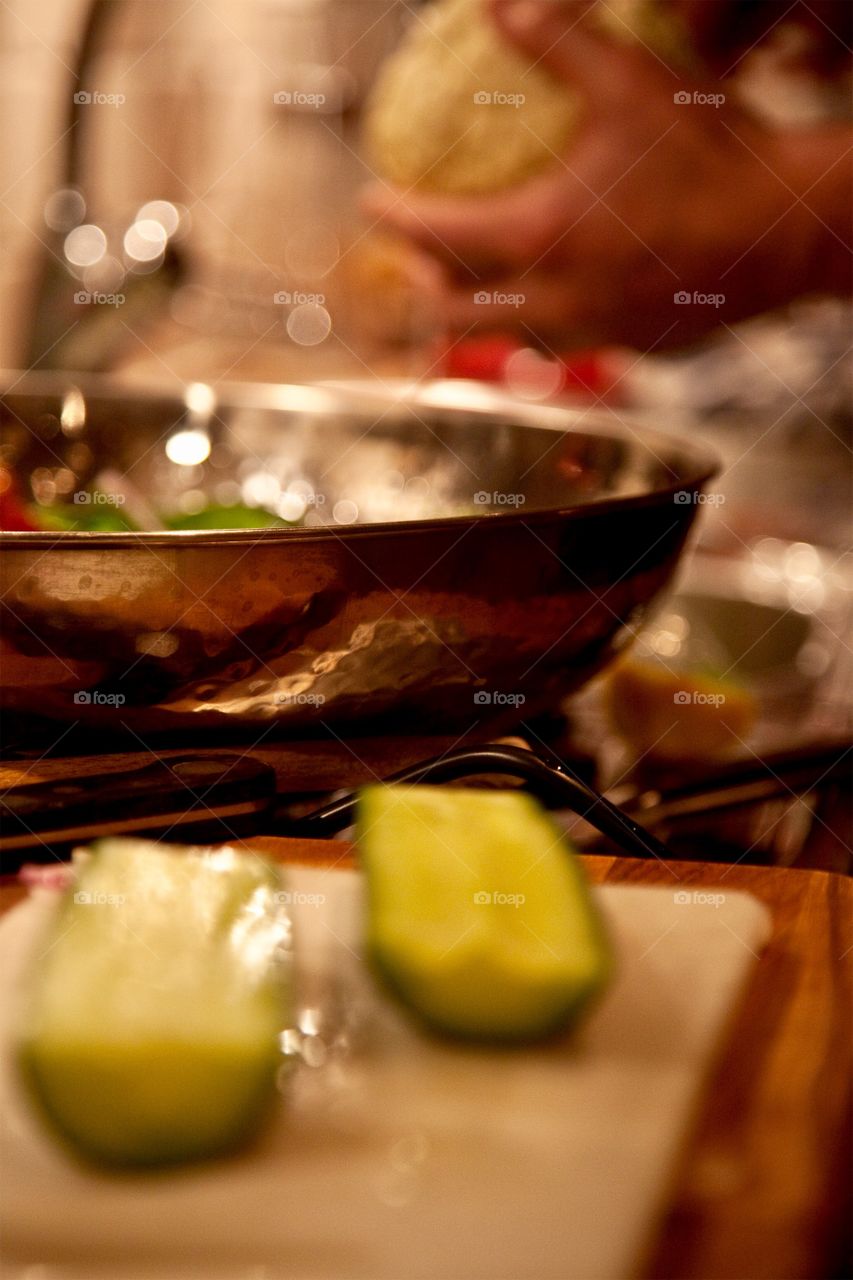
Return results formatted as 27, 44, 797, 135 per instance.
0, 372, 720, 547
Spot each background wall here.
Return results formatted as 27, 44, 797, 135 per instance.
1, 0, 86, 364
0, 0, 403, 372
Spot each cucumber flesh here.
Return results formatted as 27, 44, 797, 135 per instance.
357, 786, 613, 1041
17, 839, 291, 1167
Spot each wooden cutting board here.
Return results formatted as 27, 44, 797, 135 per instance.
1, 844, 849, 1279
0, 859, 772, 1280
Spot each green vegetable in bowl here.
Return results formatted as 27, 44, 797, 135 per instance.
164, 503, 291, 531
27, 499, 294, 533
33, 504, 141, 533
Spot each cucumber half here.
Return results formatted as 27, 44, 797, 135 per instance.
356, 786, 613, 1042
17, 839, 291, 1168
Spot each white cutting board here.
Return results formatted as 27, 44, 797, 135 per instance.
0, 867, 771, 1280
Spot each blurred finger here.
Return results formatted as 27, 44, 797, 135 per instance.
488, 0, 673, 101
360, 176, 565, 270
435, 269, 725, 352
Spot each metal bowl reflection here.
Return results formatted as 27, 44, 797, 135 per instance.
0, 375, 717, 734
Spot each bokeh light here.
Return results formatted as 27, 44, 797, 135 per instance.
64, 224, 107, 268
124, 219, 168, 263
286, 302, 332, 346
165, 430, 211, 466
44, 188, 86, 232
136, 200, 182, 237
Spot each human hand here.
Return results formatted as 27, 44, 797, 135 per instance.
362, 0, 849, 352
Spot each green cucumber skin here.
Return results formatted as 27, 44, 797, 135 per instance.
357, 787, 614, 1044
17, 839, 291, 1168
18, 1044, 280, 1168
369, 956, 608, 1046
368, 901, 612, 1045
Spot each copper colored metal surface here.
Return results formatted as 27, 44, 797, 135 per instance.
0, 375, 717, 734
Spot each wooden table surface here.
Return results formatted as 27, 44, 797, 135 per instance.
2, 837, 850, 1280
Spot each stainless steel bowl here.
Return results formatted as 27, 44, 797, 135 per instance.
0, 374, 717, 733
